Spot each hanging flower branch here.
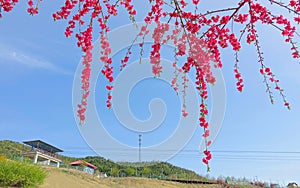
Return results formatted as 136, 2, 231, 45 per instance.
1, 0, 299, 170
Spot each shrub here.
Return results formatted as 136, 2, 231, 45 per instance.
0, 155, 6, 162
0, 160, 46, 188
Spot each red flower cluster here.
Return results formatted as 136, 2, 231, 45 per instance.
77, 27, 93, 123
120, 0, 136, 16
234, 68, 244, 92
150, 22, 169, 76
0, 0, 18, 16
100, 33, 113, 108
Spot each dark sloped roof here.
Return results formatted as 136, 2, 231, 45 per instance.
23, 140, 63, 153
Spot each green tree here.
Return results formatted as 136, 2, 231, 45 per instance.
111, 167, 119, 177
125, 167, 135, 177
142, 167, 151, 177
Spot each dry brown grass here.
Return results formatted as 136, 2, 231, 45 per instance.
39, 167, 222, 188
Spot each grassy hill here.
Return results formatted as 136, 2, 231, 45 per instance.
0, 140, 208, 181
0, 140, 29, 158
40, 166, 221, 188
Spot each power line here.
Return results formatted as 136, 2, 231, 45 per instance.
61, 148, 300, 154
211, 150, 300, 154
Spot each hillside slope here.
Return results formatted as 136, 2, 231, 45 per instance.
40, 167, 221, 188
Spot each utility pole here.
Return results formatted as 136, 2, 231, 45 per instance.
139, 134, 142, 163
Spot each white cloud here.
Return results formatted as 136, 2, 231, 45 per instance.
0, 45, 72, 75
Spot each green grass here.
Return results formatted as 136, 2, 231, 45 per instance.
0, 159, 46, 188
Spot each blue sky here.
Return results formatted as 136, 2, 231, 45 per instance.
1, 0, 300, 185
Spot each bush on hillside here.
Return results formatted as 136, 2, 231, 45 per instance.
0, 159, 46, 188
